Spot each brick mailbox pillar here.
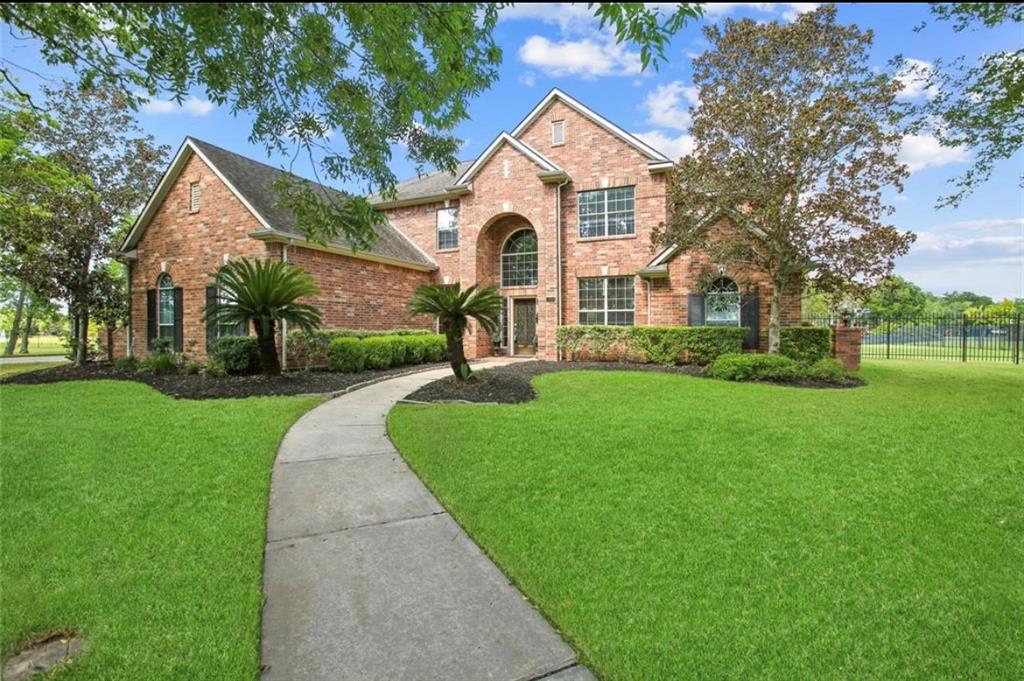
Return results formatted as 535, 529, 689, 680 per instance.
832, 326, 862, 371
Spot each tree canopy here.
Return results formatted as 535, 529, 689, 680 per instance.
660, 5, 915, 352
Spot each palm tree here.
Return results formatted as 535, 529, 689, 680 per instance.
408, 282, 502, 380
204, 258, 321, 375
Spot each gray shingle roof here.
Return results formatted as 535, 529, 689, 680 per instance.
188, 137, 435, 269
368, 161, 474, 206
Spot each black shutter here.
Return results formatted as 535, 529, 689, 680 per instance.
205, 285, 218, 350
687, 293, 705, 326
740, 293, 760, 350
173, 287, 184, 352
146, 289, 157, 350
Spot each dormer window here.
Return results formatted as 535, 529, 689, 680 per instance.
551, 120, 565, 146
189, 182, 201, 212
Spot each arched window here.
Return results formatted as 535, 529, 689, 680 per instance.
501, 229, 538, 287
157, 273, 176, 340
705, 277, 740, 326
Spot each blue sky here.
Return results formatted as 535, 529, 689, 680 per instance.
2, 3, 1021, 299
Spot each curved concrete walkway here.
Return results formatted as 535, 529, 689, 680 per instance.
261, 360, 595, 681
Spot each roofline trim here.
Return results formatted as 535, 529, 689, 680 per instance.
454, 132, 562, 186
510, 88, 671, 164
249, 230, 438, 272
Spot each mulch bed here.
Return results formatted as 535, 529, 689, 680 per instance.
403, 360, 862, 404
0, 361, 447, 400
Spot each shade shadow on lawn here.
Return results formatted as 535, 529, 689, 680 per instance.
0, 380, 319, 680
388, 362, 1024, 680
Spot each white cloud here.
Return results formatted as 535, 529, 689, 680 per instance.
898, 134, 970, 173
642, 81, 699, 130
699, 3, 819, 22
895, 58, 939, 100
633, 130, 695, 160
518, 35, 642, 78
499, 3, 597, 35
140, 94, 215, 117
948, 218, 1024, 230
519, 72, 537, 88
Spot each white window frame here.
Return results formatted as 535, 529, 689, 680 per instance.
577, 186, 635, 239
157, 273, 176, 339
578, 276, 635, 326
189, 182, 201, 213
551, 120, 565, 146
705, 277, 741, 326
436, 207, 459, 250
500, 229, 538, 288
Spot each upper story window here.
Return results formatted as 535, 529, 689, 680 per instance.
436, 207, 459, 250
189, 182, 201, 212
578, 186, 635, 239
578, 276, 635, 326
551, 120, 565, 146
500, 229, 538, 287
705, 277, 741, 326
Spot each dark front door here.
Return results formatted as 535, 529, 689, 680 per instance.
513, 299, 537, 355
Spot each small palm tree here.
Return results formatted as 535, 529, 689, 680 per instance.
204, 258, 322, 375
408, 282, 502, 380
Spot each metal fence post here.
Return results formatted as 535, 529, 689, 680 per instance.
885, 318, 891, 359
961, 313, 968, 363
1015, 313, 1021, 365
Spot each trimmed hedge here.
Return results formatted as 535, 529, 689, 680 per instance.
289, 328, 435, 369
555, 325, 746, 366
327, 334, 446, 373
209, 336, 261, 375
710, 353, 800, 381
779, 327, 832, 365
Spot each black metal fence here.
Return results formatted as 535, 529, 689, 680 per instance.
803, 313, 1023, 364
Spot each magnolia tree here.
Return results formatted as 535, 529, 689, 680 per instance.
659, 6, 916, 352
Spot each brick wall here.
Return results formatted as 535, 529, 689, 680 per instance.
833, 326, 862, 371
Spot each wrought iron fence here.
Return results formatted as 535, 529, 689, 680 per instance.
802, 313, 1022, 364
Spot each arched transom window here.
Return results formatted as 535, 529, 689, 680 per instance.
500, 229, 538, 287
157, 273, 176, 339
705, 277, 740, 326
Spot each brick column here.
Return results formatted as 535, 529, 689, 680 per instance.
832, 326, 862, 371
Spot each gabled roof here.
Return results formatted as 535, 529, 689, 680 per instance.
452, 132, 567, 187
120, 137, 436, 270
367, 160, 474, 209
511, 88, 672, 167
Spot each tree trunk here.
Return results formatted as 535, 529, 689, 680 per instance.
106, 325, 115, 361
18, 308, 34, 354
256, 317, 281, 375
76, 310, 90, 365
446, 327, 470, 379
768, 282, 783, 353
4, 286, 26, 356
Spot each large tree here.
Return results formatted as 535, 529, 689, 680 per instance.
0, 3, 701, 246
659, 5, 915, 352
0, 84, 166, 364
899, 4, 1023, 207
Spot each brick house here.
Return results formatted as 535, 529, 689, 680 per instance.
116, 88, 800, 363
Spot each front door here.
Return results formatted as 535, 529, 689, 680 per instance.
512, 299, 537, 356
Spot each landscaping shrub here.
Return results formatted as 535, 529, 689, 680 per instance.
779, 326, 832, 364
710, 353, 800, 382
204, 359, 227, 377
115, 356, 139, 371
183, 360, 204, 375
362, 337, 397, 370
209, 336, 261, 375
327, 334, 446, 373
556, 325, 746, 365
328, 337, 367, 372
287, 328, 435, 368
419, 335, 447, 363
142, 350, 178, 375
803, 357, 847, 382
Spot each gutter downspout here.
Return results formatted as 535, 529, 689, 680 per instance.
282, 241, 290, 371
647, 280, 652, 326
555, 176, 570, 361
126, 261, 133, 357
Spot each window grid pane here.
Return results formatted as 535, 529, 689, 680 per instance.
437, 208, 459, 250
578, 276, 634, 326
501, 230, 538, 287
577, 187, 635, 238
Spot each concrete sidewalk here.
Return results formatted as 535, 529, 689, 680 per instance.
261, 361, 595, 681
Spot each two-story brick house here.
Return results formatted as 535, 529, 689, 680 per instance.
116, 88, 799, 363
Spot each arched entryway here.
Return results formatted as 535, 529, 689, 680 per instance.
475, 213, 540, 357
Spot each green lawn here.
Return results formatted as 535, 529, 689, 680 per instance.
0, 361, 65, 377
389, 362, 1024, 680
3, 334, 66, 356
0, 381, 319, 680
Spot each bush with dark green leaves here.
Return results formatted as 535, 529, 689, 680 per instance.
803, 358, 847, 382
142, 350, 178, 375
362, 337, 398, 370
288, 328, 436, 368
710, 353, 801, 382
779, 327, 832, 364
209, 336, 260, 375
556, 325, 746, 365
328, 337, 368, 372
115, 356, 139, 371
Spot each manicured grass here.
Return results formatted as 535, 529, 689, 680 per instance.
3, 334, 66, 356
0, 381, 319, 680
389, 362, 1024, 679
0, 361, 64, 377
